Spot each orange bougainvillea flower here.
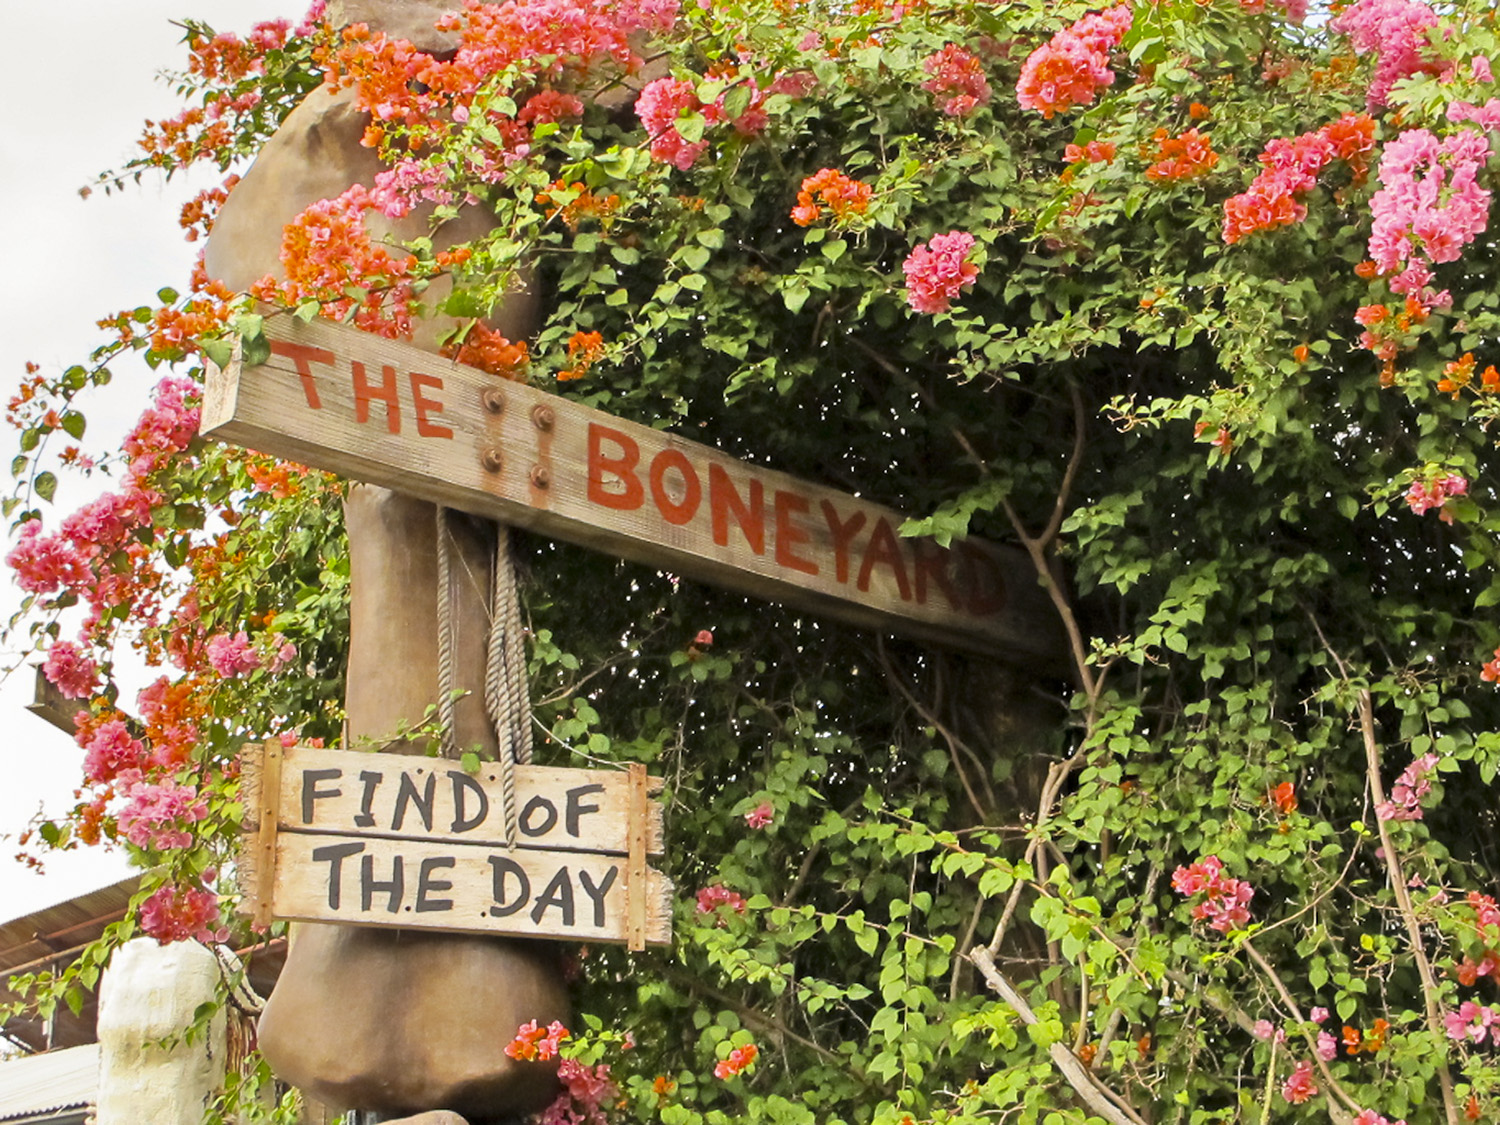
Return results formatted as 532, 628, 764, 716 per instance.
444, 322, 530, 380
559, 330, 605, 381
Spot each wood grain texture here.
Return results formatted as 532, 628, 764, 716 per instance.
269, 830, 673, 945
278, 742, 664, 856
201, 317, 1067, 668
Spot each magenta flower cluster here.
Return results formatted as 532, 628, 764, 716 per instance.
1171, 855, 1254, 933
902, 232, 980, 314
1330, 0, 1442, 109
921, 44, 991, 117
1376, 751, 1440, 820
1368, 128, 1492, 305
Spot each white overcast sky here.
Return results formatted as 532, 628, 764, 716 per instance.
0, 2, 307, 917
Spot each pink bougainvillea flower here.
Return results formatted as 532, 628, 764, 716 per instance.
1171, 855, 1254, 932
744, 801, 774, 829
139, 883, 227, 945
696, 884, 747, 919
903, 232, 980, 314
921, 44, 991, 116
42, 641, 100, 700
1376, 751, 1440, 819
1282, 1059, 1318, 1104
206, 631, 263, 677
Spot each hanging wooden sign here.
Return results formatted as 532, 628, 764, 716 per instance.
238, 741, 672, 949
201, 316, 1067, 668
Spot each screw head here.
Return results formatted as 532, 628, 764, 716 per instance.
530, 465, 551, 489
481, 387, 506, 415
531, 404, 555, 432
481, 448, 504, 473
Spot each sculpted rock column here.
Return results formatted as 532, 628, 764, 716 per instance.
204, 4, 566, 1118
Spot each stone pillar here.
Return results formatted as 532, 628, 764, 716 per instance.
95, 938, 226, 1125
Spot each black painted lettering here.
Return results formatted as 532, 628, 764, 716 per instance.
361, 852, 405, 913
301, 769, 343, 825
311, 841, 364, 910
392, 771, 437, 832
354, 770, 383, 829
416, 856, 455, 913
565, 784, 606, 838
488, 856, 530, 917
519, 795, 559, 838
531, 867, 576, 927
448, 771, 489, 833
577, 866, 618, 927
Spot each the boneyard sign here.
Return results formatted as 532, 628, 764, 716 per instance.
202, 316, 1067, 667
240, 741, 672, 949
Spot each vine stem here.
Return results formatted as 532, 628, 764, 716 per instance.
970, 947, 1149, 1125
1357, 689, 1460, 1125
1241, 943, 1361, 1119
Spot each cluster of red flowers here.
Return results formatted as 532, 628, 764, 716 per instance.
1170, 855, 1254, 933
1143, 128, 1219, 183
1437, 352, 1500, 399
1015, 4, 1133, 119
540, 1059, 618, 1125
1405, 473, 1467, 521
713, 1042, 758, 1079
505, 1019, 571, 1061
635, 72, 768, 171
696, 884, 748, 919
1352, 296, 1428, 383
444, 323, 530, 380
1222, 114, 1376, 243
790, 168, 873, 227
920, 44, 991, 117
139, 882, 228, 945
1064, 140, 1117, 165
559, 331, 605, 382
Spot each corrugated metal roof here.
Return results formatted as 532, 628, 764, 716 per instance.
0, 1043, 97, 1121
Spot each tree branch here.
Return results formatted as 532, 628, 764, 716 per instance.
1358, 690, 1460, 1125
970, 947, 1149, 1125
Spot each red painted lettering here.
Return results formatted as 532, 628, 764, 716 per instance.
352, 361, 401, 434
857, 517, 912, 601
958, 542, 1007, 615
649, 449, 701, 525
587, 424, 644, 510
409, 373, 453, 439
912, 538, 962, 610
820, 501, 867, 584
709, 465, 764, 554
773, 490, 817, 576
270, 340, 333, 410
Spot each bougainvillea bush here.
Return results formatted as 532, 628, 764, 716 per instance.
6, 0, 1500, 1121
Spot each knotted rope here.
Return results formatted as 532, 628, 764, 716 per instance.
436, 508, 531, 847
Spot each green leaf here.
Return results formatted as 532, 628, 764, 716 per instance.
33, 472, 56, 503
60, 413, 86, 440
461, 751, 482, 774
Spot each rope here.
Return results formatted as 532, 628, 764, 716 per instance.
487, 524, 532, 846
435, 506, 459, 760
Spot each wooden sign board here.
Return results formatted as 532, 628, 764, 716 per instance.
201, 317, 1067, 668
238, 742, 672, 949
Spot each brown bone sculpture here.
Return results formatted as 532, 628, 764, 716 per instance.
205, 4, 569, 1118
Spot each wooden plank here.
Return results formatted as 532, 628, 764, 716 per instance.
201, 317, 1066, 668
235, 740, 284, 929
276, 743, 664, 856
626, 763, 648, 952
269, 830, 673, 946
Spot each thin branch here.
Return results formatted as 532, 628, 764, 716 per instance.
971, 948, 1149, 1125
1241, 943, 1362, 1118
1358, 690, 1460, 1125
